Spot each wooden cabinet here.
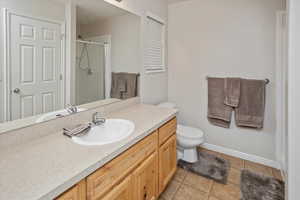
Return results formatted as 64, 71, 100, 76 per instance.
158, 118, 177, 146
56, 180, 86, 200
158, 135, 177, 194
100, 175, 133, 200
86, 131, 158, 200
56, 118, 177, 200
132, 151, 158, 200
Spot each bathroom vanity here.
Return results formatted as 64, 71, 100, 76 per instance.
0, 0, 174, 199
56, 117, 177, 200
0, 102, 178, 200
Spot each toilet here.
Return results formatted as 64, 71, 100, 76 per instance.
158, 102, 205, 163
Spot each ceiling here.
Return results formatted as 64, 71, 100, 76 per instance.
168, 0, 192, 4
52, 0, 129, 25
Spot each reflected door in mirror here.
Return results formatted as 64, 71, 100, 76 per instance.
9, 14, 62, 121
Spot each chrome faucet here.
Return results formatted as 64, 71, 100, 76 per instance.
92, 112, 106, 125
66, 104, 78, 114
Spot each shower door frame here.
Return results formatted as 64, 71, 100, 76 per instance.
76, 36, 111, 101
275, 11, 288, 175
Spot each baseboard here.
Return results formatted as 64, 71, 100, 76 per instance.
202, 143, 280, 169
279, 162, 287, 182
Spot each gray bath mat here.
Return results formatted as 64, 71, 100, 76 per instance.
177, 151, 230, 184
240, 169, 285, 200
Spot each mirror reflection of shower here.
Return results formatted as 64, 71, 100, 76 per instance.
76, 36, 108, 106
77, 36, 93, 75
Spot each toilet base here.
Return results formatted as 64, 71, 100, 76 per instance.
177, 147, 198, 163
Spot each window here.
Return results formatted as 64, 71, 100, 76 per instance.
145, 12, 165, 73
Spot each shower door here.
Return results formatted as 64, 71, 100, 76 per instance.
76, 41, 106, 105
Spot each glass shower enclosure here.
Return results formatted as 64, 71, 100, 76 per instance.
76, 40, 106, 105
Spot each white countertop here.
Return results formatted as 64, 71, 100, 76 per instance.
0, 104, 177, 200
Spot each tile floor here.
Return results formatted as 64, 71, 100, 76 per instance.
158, 148, 283, 200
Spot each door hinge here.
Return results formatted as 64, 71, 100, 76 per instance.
282, 13, 287, 28
60, 33, 65, 40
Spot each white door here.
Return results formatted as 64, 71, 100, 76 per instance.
9, 14, 62, 120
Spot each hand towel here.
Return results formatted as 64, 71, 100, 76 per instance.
224, 78, 241, 107
111, 72, 138, 99
235, 79, 266, 129
111, 73, 123, 99
207, 77, 233, 128
121, 73, 138, 99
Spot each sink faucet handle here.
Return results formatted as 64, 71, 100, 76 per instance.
66, 104, 78, 114
92, 112, 106, 125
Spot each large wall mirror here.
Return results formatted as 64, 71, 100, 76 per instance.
0, 0, 141, 133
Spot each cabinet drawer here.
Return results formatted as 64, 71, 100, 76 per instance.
87, 131, 158, 200
158, 118, 177, 146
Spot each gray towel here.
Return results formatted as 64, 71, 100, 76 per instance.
235, 79, 266, 129
224, 78, 241, 107
111, 72, 138, 100
207, 77, 233, 128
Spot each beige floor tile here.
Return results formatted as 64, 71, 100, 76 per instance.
244, 161, 273, 176
161, 179, 181, 200
174, 168, 188, 182
272, 168, 283, 181
217, 153, 244, 170
183, 171, 213, 193
173, 184, 209, 200
210, 182, 241, 200
227, 168, 241, 185
158, 196, 166, 200
208, 196, 220, 200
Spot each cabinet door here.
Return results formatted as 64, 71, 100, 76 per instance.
56, 180, 86, 200
159, 135, 177, 194
132, 151, 158, 200
87, 132, 158, 200
101, 175, 133, 200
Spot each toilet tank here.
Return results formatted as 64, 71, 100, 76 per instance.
157, 102, 177, 109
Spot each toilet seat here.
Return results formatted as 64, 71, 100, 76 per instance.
177, 125, 204, 139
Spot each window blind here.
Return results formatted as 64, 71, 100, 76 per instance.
145, 14, 165, 73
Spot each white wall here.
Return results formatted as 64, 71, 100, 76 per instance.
287, 0, 300, 198
0, 0, 65, 122
65, 2, 76, 105
168, 0, 285, 160
104, 0, 169, 104
80, 14, 140, 73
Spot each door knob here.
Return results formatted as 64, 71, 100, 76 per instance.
13, 88, 20, 94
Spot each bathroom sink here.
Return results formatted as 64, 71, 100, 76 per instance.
72, 119, 135, 146
35, 108, 87, 123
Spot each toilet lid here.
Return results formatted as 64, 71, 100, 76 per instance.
177, 125, 204, 139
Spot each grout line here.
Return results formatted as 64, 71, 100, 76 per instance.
208, 180, 214, 196
170, 179, 183, 200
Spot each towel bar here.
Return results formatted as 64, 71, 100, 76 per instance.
205, 76, 270, 85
